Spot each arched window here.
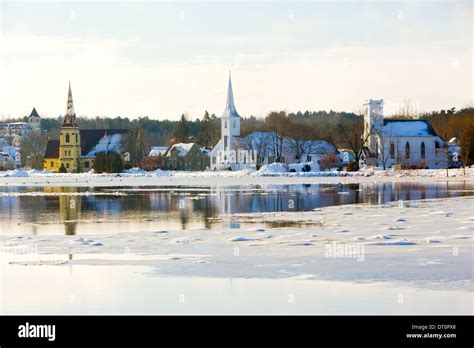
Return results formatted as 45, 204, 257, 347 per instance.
420, 142, 425, 160
224, 120, 227, 129
405, 142, 410, 160
65, 133, 70, 143
75, 133, 78, 143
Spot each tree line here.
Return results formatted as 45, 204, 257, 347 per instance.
7, 106, 474, 169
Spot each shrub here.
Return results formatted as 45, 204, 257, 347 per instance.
346, 161, 359, 172
319, 153, 339, 167
93, 152, 123, 173
139, 157, 164, 171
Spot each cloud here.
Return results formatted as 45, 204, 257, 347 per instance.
0, 33, 472, 120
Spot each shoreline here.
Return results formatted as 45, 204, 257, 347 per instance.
0, 168, 473, 187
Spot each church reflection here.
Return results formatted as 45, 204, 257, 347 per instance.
27, 182, 474, 236
44, 187, 81, 235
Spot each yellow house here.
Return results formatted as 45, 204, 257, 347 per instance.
43, 82, 128, 173
43, 140, 60, 171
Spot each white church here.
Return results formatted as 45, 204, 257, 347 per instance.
209, 73, 255, 171
361, 99, 447, 169
209, 73, 339, 171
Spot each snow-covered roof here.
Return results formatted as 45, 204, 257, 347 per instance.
83, 132, 124, 158
240, 131, 338, 155
383, 120, 438, 137
166, 143, 195, 157
200, 147, 211, 155
0, 145, 18, 158
448, 137, 459, 145
149, 146, 169, 157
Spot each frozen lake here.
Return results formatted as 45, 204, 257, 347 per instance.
1, 258, 471, 315
1, 182, 473, 314
1, 182, 473, 235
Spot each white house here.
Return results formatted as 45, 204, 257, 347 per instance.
361, 99, 446, 169
0, 141, 21, 170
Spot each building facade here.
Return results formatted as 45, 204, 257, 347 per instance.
361, 99, 446, 169
163, 143, 209, 171
43, 82, 128, 172
209, 73, 255, 171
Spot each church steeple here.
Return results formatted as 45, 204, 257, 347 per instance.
222, 71, 240, 118
63, 81, 78, 127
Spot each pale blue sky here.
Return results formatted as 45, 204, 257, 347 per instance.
0, 1, 472, 120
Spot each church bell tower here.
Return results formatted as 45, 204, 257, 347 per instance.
59, 82, 81, 172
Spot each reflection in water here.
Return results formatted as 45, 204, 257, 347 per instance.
0, 182, 473, 236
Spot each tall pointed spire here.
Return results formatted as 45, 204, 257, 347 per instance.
63, 81, 78, 127
223, 71, 240, 118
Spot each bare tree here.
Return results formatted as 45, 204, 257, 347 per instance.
245, 132, 272, 169
375, 123, 397, 170
336, 118, 375, 164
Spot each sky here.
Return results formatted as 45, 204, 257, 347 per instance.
0, 0, 472, 120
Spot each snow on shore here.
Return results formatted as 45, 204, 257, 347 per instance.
2, 196, 473, 291
0, 167, 473, 187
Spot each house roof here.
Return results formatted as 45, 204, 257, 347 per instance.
44, 140, 60, 158
383, 119, 438, 137
240, 131, 338, 154
166, 143, 195, 157
43, 129, 127, 159
80, 129, 127, 157
29, 107, 40, 118
149, 146, 169, 157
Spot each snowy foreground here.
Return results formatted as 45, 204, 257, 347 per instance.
2, 196, 473, 292
0, 166, 473, 187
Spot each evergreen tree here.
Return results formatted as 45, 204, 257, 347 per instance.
197, 111, 213, 148
173, 114, 191, 143
108, 152, 124, 173
124, 126, 146, 167
93, 152, 107, 173
93, 152, 123, 173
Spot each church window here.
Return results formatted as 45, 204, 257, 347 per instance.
224, 136, 228, 149
50, 161, 54, 167
405, 142, 410, 160
65, 133, 70, 143
224, 120, 227, 129
390, 143, 395, 159
75, 134, 78, 142
233, 120, 236, 128
421, 142, 425, 160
